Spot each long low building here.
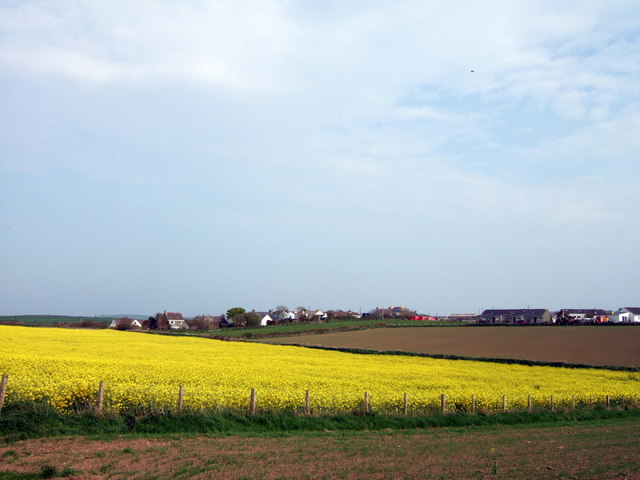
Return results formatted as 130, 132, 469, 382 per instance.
479, 309, 552, 324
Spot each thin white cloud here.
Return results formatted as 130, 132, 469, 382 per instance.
0, 0, 295, 90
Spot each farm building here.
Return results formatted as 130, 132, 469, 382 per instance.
478, 309, 552, 325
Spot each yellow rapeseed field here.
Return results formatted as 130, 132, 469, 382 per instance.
0, 326, 637, 414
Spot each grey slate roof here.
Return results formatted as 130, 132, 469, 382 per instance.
481, 309, 547, 316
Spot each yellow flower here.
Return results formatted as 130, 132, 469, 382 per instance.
0, 326, 637, 414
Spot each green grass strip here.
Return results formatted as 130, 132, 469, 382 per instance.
2, 401, 639, 443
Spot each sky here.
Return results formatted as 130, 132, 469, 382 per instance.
1, 0, 639, 317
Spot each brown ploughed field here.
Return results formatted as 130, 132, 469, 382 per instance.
262, 325, 640, 367
1, 419, 639, 479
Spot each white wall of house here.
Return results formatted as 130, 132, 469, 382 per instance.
169, 319, 186, 329
610, 310, 627, 322
611, 308, 640, 322
622, 308, 640, 322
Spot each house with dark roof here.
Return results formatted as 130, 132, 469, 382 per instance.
478, 309, 552, 325
610, 307, 640, 323
157, 311, 187, 329
108, 317, 143, 329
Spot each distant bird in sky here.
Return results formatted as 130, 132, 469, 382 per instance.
470, 70, 475, 73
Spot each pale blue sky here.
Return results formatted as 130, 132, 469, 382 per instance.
1, 1, 639, 316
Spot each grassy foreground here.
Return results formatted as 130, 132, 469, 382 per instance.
2, 401, 640, 443
0, 414, 639, 479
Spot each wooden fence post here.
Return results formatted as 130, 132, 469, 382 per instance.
178, 385, 184, 412
471, 395, 476, 414
528, 395, 532, 413
403, 393, 408, 417
305, 390, 310, 416
97, 381, 105, 414
621, 395, 626, 409
250, 388, 257, 415
572, 395, 576, 409
441, 394, 446, 415
502, 395, 507, 412
606, 395, 611, 410
364, 392, 370, 414
0, 375, 8, 414
550, 395, 555, 412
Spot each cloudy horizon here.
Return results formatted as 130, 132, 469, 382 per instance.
1, 1, 639, 317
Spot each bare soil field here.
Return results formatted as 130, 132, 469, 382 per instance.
1, 419, 638, 479
262, 325, 640, 367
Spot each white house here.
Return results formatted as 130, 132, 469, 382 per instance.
279, 311, 296, 321
259, 313, 274, 326
310, 310, 328, 321
160, 311, 187, 329
610, 307, 640, 323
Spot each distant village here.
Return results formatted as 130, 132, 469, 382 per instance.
108, 306, 640, 330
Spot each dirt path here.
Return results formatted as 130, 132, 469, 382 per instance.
1, 418, 639, 479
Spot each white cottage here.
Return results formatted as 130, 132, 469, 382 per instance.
259, 313, 274, 326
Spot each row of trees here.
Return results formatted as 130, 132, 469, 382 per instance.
225, 308, 262, 327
